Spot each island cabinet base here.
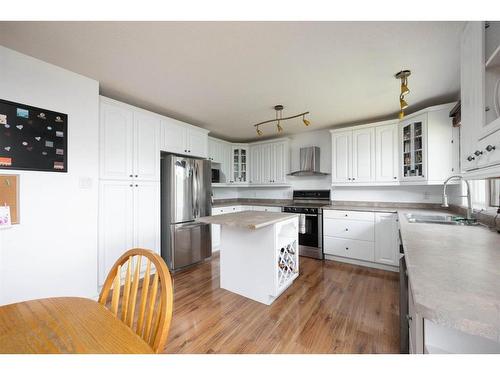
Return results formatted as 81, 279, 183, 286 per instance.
219, 216, 299, 305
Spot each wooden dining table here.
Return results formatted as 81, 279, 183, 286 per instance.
0, 297, 154, 354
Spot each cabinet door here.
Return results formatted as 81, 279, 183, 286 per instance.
261, 144, 273, 183
208, 138, 218, 162
221, 142, 232, 183
133, 181, 160, 254
351, 128, 375, 182
374, 213, 399, 266
331, 131, 352, 183
400, 115, 427, 181
98, 180, 134, 285
460, 22, 484, 171
134, 112, 160, 181
161, 118, 187, 154
250, 145, 261, 184
375, 124, 399, 182
272, 142, 287, 183
188, 129, 208, 158
99, 101, 134, 180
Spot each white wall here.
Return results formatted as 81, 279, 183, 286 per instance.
0, 46, 100, 304
213, 128, 459, 203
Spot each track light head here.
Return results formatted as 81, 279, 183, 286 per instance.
400, 96, 408, 110
276, 121, 283, 133
256, 126, 263, 136
302, 115, 310, 126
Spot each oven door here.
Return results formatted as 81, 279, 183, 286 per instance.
299, 213, 320, 248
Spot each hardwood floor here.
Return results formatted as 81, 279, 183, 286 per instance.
164, 254, 400, 354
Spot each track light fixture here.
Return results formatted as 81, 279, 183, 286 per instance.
395, 70, 411, 119
253, 105, 311, 136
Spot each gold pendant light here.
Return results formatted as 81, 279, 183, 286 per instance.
395, 70, 411, 119
253, 105, 310, 136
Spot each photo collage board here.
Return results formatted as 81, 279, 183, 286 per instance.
0, 98, 68, 172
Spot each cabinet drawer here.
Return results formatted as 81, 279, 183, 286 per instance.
323, 209, 375, 222
324, 237, 375, 262
323, 218, 375, 241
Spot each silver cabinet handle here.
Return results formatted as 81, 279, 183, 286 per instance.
486, 145, 496, 152
406, 314, 413, 323
467, 155, 475, 162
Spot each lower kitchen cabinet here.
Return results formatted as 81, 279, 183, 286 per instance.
98, 180, 160, 285
323, 209, 399, 270
374, 213, 399, 266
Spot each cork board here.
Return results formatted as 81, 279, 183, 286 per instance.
0, 174, 19, 224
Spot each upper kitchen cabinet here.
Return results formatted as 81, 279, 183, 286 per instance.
400, 104, 455, 184
375, 122, 399, 182
249, 139, 290, 184
331, 121, 391, 184
231, 145, 248, 183
209, 137, 232, 183
161, 117, 209, 158
100, 96, 160, 181
460, 21, 500, 177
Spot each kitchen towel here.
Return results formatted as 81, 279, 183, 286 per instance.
299, 214, 306, 234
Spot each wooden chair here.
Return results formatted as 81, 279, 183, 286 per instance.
98, 248, 173, 353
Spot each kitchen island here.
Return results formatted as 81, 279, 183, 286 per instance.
197, 211, 299, 305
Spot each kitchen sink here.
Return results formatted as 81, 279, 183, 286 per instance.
405, 213, 479, 226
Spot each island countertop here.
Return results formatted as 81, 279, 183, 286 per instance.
196, 211, 299, 230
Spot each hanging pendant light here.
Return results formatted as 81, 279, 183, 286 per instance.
395, 70, 411, 119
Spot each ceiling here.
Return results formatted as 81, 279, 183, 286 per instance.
0, 21, 464, 142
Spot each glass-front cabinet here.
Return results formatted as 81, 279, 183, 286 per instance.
231, 146, 248, 183
400, 114, 427, 181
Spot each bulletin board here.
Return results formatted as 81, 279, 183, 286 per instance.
0, 174, 19, 224
0, 98, 68, 172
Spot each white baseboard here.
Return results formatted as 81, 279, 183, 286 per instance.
324, 254, 399, 272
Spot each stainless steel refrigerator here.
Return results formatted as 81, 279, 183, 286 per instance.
161, 153, 212, 271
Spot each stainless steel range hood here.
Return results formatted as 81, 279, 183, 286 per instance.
288, 146, 329, 176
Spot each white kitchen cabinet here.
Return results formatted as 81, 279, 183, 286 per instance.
271, 141, 288, 183
231, 145, 248, 183
187, 128, 209, 157
247, 139, 289, 185
400, 105, 455, 184
351, 127, 375, 182
251, 206, 282, 212
323, 209, 399, 270
374, 213, 399, 266
98, 180, 160, 285
99, 99, 134, 180
100, 97, 160, 181
460, 21, 500, 177
133, 111, 160, 181
400, 114, 427, 181
161, 118, 208, 158
331, 130, 352, 183
375, 123, 399, 182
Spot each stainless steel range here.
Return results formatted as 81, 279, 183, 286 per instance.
282, 190, 330, 260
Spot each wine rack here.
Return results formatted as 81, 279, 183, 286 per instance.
276, 240, 298, 292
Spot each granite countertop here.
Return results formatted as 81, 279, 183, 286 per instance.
196, 211, 299, 230
398, 208, 500, 343
212, 199, 291, 208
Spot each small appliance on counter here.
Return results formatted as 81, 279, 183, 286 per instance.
282, 190, 330, 259
211, 168, 220, 183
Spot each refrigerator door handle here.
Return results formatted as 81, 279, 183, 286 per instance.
193, 161, 200, 218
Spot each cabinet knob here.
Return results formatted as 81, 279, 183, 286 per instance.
129, 184, 133, 187
486, 145, 496, 152
135, 175, 138, 178
345, 228, 349, 231
135, 184, 138, 187
467, 155, 475, 162
393, 176, 397, 179
352, 178, 355, 181
474, 150, 483, 156
129, 174, 133, 177
406, 314, 413, 323
345, 247, 349, 250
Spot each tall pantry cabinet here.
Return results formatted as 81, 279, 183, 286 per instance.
98, 96, 160, 285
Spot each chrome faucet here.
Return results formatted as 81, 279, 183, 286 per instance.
441, 175, 473, 220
